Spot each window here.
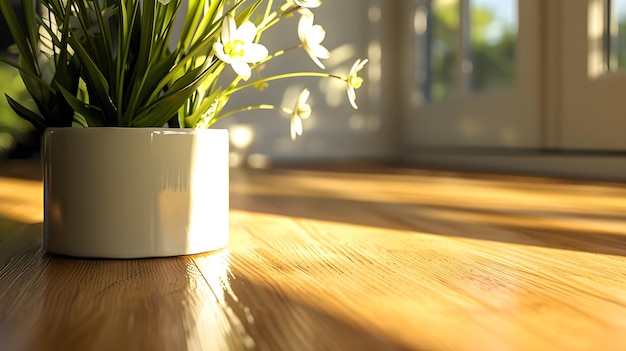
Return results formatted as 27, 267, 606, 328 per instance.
403, 0, 626, 178
406, 0, 539, 149
603, 0, 626, 72
415, 0, 517, 102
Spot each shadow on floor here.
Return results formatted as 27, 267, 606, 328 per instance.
230, 190, 626, 257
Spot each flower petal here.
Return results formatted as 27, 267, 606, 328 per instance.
241, 43, 268, 63
237, 21, 258, 43
308, 25, 326, 45
305, 49, 326, 69
298, 13, 314, 40
297, 89, 311, 107
351, 58, 368, 74
290, 116, 303, 140
222, 15, 236, 43
231, 60, 252, 80
298, 15, 329, 69
212, 43, 232, 64
294, 0, 321, 8
346, 59, 367, 108
347, 86, 357, 109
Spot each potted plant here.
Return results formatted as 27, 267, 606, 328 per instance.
0, 0, 367, 258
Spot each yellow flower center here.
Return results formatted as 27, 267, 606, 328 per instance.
224, 40, 246, 58
349, 75, 363, 89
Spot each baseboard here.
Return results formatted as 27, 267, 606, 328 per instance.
405, 149, 626, 182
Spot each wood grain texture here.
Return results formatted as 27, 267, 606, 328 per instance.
1, 160, 626, 350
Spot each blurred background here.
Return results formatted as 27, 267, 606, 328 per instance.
0, 0, 39, 159
1, 0, 626, 180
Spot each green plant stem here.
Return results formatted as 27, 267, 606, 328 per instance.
256, 5, 299, 37
224, 72, 344, 97
211, 103, 291, 125
256, 45, 301, 67
225, 45, 301, 92
263, 0, 274, 20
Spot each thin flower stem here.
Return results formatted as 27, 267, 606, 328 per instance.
209, 104, 291, 126
256, 6, 299, 36
263, 0, 274, 20
226, 45, 303, 91
256, 45, 301, 67
224, 72, 344, 97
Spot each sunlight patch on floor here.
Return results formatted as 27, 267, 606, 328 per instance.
0, 177, 43, 224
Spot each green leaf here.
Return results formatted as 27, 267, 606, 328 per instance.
182, 0, 226, 50
120, 0, 188, 124
56, 83, 105, 127
5, 94, 46, 133
133, 0, 155, 85
184, 87, 222, 128
22, 0, 40, 60
145, 35, 220, 104
72, 1, 111, 80
125, 50, 178, 120
0, 1, 37, 73
115, 0, 141, 124
133, 65, 212, 126
67, 36, 117, 124
89, 0, 116, 74
179, 0, 207, 51
50, 5, 80, 101
235, 0, 265, 24
0, 57, 56, 96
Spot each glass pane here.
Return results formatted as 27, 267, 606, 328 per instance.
429, 0, 460, 100
617, 1, 626, 67
468, 0, 517, 92
606, 0, 626, 71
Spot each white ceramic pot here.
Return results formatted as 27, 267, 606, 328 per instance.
43, 128, 229, 258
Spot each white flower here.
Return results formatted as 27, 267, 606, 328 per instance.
292, 0, 322, 8
290, 89, 312, 140
213, 15, 268, 80
297, 12, 330, 69
346, 59, 367, 109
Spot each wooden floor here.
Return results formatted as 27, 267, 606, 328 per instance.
1, 160, 626, 350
